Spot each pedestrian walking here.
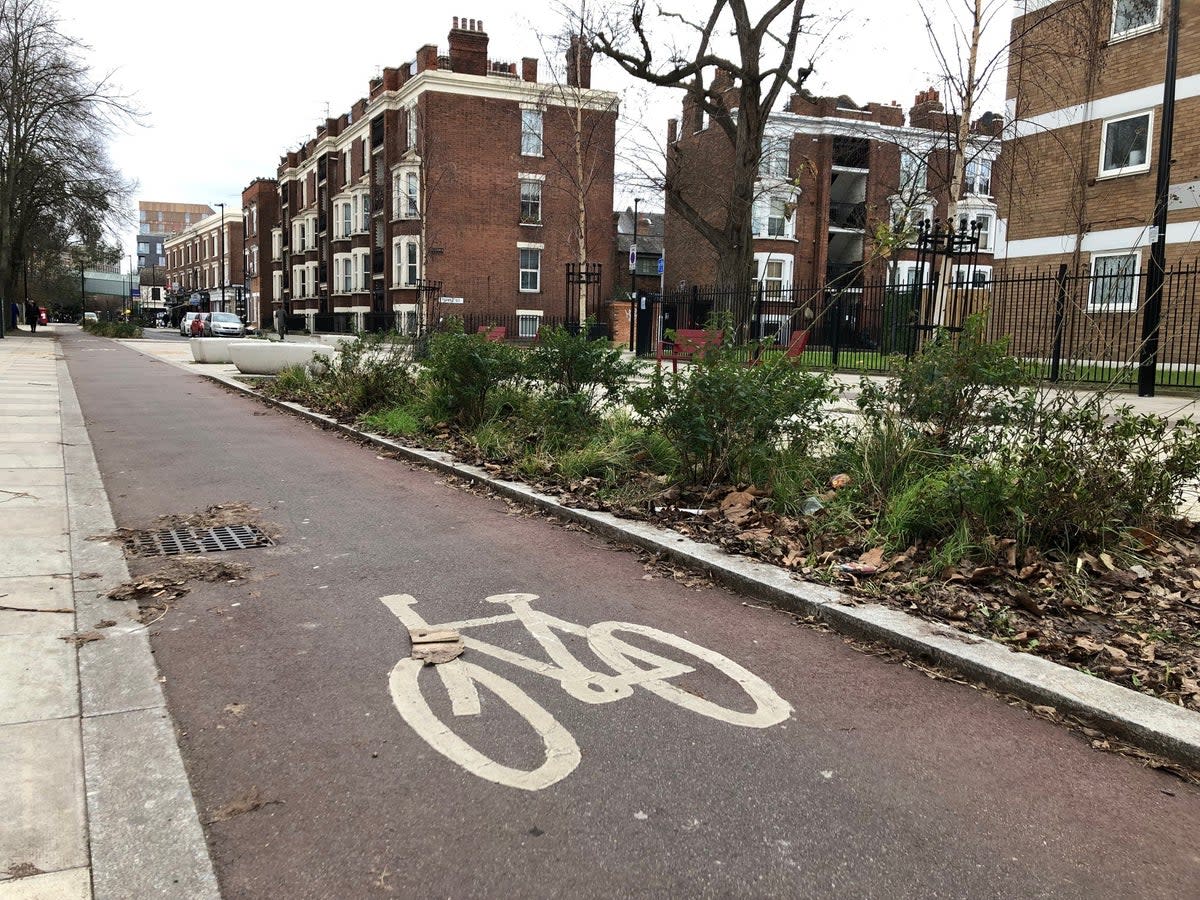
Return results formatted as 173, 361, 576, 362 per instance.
25, 299, 38, 333
274, 305, 288, 339
8, 301, 18, 331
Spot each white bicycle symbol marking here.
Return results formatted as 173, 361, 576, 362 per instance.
381, 593, 792, 791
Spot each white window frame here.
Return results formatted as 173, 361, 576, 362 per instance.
520, 106, 543, 157
357, 191, 370, 232
1099, 110, 1153, 178
891, 201, 932, 233
900, 150, 927, 193
403, 239, 420, 287
351, 248, 370, 292
519, 179, 542, 224
759, 134, 789, 180
956, 207, 995, 252
964, 157, 993, 196
333, 253, 351, 293
394, 167, 419, 220
271, 229, 282, 260
516, 308, 543, 338
518, 242, 543, 293
752, 253, 793, 297
395, 303, 419, 335
406, 104, 417, 150
272, 270, 282, 299
1089, 251, 1140, 312
1110, 0, 1162, 39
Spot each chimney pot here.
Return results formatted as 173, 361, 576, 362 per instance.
453, 16, 458, 28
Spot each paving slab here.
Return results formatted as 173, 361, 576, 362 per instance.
0, 868, 91, 900
0, 469, 67, 488
0, 536, 70, 579
0, 506, 68, 538
78, 624, 166, 718
0, 634, 79, 724
83, 707, 220, 900
0, 576, 72, 611
0, 447, 63, 469
0, 610, 73, 637
0, 719, 88, 877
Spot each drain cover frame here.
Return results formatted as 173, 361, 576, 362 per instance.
124, 523, 274, 558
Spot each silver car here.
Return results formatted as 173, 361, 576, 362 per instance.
204, 312, 246, 337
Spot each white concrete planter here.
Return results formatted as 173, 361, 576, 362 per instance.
189, 338, 238, 364
229, 342, 335, 376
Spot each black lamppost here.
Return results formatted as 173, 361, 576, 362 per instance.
215, 202, 226, 312
630, 198, 641, 295
1137, 0, 1181, 397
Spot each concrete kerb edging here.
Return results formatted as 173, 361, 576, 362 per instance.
121, 339, 1200, 771
55, 345, 220, 899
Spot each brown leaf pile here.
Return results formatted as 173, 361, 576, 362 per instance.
107, 557, 250, 623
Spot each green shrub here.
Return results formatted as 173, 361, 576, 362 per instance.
423, 322, 524, 427
629, 339, 835, 485
522, 319, 636, 427
262, 335, 415, 419
81, 320, 142, 338
857, 313, 1032, 455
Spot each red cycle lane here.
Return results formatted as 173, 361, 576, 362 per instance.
63, 329, 1200, 899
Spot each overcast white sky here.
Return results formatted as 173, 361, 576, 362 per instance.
51, 0, 1009, 270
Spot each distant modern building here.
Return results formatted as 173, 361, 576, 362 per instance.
162, 205, 245, 317
137, 201, 214, 312
270, 18, 618, 333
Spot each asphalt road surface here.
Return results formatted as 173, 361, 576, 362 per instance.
62, 328, 1200, 899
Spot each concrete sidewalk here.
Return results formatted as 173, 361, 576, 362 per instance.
0, 329, 217, 899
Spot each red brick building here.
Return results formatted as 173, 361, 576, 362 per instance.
271, 19, 619, 335
663, 86, 1001, 294
163, 206, 245, 317
241, 178, 278, 327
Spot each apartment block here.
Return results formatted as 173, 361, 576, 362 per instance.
242, 178, 279, 326
663, 83, 1000, 296
271, 18, 618, 334
163, 206, 245, 316
998, 0, 1200, 291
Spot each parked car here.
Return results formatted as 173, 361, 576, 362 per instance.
180, 311, 202, 336
204, 311, 246, 337
82, 312, 98, 324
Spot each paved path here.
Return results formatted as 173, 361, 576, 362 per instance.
34, 326, 1199, 898
0, 330, 217, 899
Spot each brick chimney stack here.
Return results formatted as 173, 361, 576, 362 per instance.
448, 16, 489, 77
566, 34, 593, 88
522, 57, 538, 82
908, 87, 945, 129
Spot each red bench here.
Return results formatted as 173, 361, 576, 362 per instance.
656, 328, 724, 372
749, 329, 810, 366
477, 325, 507, 342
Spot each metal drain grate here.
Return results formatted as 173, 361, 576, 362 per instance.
124, 524, 274, 558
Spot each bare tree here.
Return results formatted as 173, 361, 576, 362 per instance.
536, 1, 622, 322
0, 0, 133, 337
593, 0, 815, 309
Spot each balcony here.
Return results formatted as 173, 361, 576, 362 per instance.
828, 201, 866, 230
826, 261, 863, 288
831, 136, 869, 169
